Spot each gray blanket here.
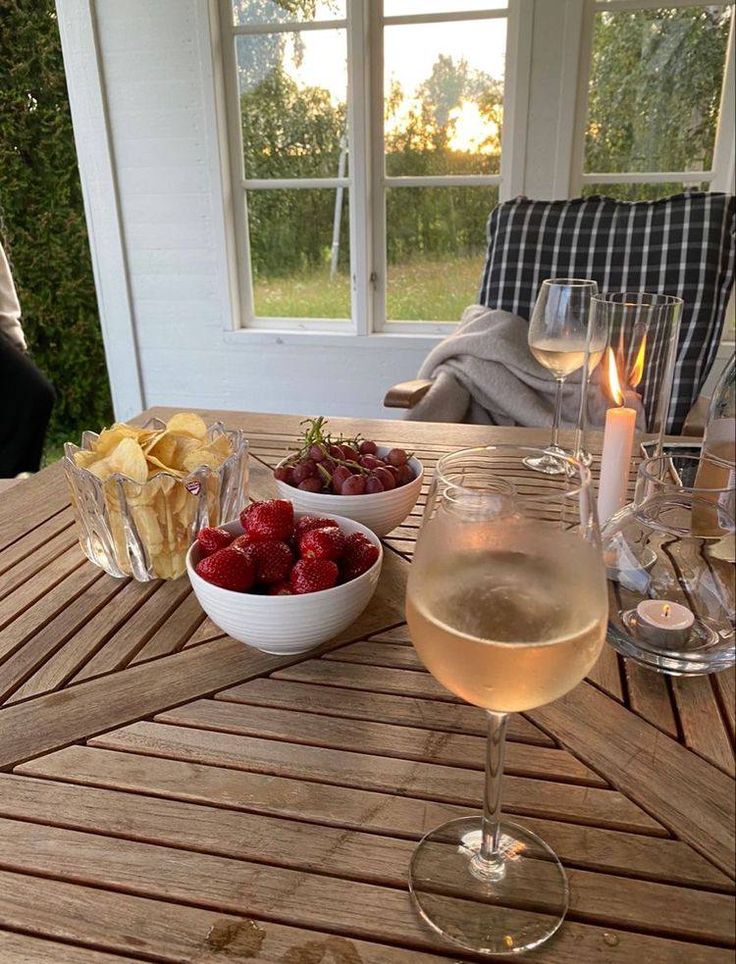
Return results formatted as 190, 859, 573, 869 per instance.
409, 305, 589, 426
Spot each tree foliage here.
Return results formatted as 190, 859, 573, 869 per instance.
585, 7, 730, 198
0, 0, 112, 452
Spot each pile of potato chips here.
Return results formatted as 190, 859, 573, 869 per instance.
68, 413, 239, 580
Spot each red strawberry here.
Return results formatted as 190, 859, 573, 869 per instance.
238, 539, 293, 585
299, 526, 345, 562
290, 558, 339, 594
341, 532, 380, 581
240, 499, 294, 542
195, 547, 255, 592
231, 532, 259, 551
267, 581, 294, 596
196, 526, 234, 556
294, 515, 339, 540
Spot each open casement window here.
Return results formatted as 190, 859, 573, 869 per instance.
217, 0, 516, 333
572, 0, 735, 200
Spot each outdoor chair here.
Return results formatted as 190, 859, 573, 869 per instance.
384, 192, 735, 434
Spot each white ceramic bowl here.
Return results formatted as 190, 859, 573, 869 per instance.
274, 446, 424, 538
186, 513, 383, 656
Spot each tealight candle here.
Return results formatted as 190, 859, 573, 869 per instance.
636, 599, 695, 648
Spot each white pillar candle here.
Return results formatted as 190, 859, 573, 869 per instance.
597, 405, 637, 525
636, 599, 695, 648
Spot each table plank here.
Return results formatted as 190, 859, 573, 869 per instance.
70, 578, 194, 682
0, 572, 129, 704
0, 931, 140, 963
529, 681, 736, 878
714, 667, 735, 742
0, 512, 76, 599
671, 675, 735, 777
128, 590, 206, 664
156, 697, 606, 786
624, 661, 679, 738
0, 462, 69, 553
8, 578, 160, 703
89, 720, 665, 834
216, 676, 555, 745
0, 816, 731, 949
17, 748, 729, 890
0, 869, 445, 964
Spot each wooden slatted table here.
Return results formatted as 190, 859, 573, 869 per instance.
0, 408, 733, 963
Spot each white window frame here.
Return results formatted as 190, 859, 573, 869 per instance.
214, 0, 525, 337
570, 0, 736, 198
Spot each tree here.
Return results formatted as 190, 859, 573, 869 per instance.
585, 7, 730, 197
0, 0, 112, 454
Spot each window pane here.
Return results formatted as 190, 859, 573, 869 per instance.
236, 30, 347, 179
585, 6, 732, 175
384, 20, 505, 177
233, 0, 345, 27
582, 182, 711, 202
385, 186, 497, 322
248, 189, 350, 319
385, 1, 506, 14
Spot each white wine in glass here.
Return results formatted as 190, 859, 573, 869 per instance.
405, 446, 608, 956
526, 278, 601, 475
530, 339, 605, 381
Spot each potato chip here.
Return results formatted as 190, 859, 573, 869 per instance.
88, 437, 148, 484
166, 412, 208, 440
72, 450, 100, 469
206, 434, 233, 462
93, 423, 142, 457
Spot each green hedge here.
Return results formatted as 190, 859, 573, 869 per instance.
0, 0, 112, 457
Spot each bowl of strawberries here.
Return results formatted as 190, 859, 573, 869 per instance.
186, 498, 382, 655
273, 417, 423, 538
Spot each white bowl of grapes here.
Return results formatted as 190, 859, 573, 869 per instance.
273, 417, 424, 538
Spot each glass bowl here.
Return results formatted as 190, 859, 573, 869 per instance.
63, 418, 248, 580
603, 453, 735, 675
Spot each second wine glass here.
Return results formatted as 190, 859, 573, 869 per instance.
527, 278, 601, 475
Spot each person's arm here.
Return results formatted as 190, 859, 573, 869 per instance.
0, 243, 28, 351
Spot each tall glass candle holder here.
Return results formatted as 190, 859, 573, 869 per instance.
578, 293, 683, 458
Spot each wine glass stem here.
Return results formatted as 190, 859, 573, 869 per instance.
472, 710, 509, 880
551, 377, 565, 451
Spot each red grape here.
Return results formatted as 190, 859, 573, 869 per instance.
297, 477, 322, 492
359, 455, 381, 470
365, 475, 385, 494
341, 475, 366, 495
292, 460, 316, 484
274, 465, 294, 484
332, 465, 352, 493
386, 448, 408, 466
396, 464, 415, 486
373, 467, 396, 490
309, 443, 327, 462
359, 440, 378, 455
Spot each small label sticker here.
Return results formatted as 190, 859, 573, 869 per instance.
184, 480, 201, 496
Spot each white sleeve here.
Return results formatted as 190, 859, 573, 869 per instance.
0, 243, 28, 351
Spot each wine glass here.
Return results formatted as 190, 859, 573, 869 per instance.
406, 445, 608, 956
526, 279, 602, 474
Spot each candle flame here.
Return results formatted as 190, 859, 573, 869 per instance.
606, 348, 624, 406
629, 335, 647, 388
662, 604, 671, 619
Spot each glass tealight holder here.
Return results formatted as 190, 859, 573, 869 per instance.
603, 453, 735, 675
63, 418, 248, 581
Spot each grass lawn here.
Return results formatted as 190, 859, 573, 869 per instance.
254, 254, 484, 322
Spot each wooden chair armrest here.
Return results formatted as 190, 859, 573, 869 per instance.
682, 394, 709, 437
383, 379, 433, 409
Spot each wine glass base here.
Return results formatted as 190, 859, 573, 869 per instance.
522, 451, 566, 475
409, 816, 568, 956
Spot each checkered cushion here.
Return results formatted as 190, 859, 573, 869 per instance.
478, 192, 735, 432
